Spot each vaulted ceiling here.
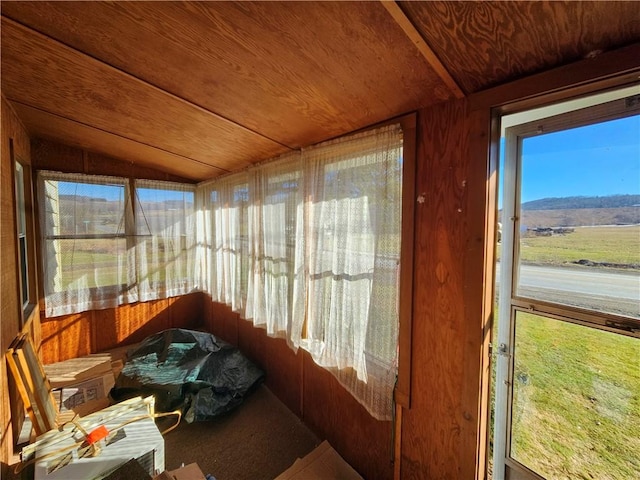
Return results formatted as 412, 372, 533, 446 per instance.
2, 1, 639, 181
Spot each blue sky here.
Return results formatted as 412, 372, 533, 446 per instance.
59, 182, 192, 203
500, 114, 640, 205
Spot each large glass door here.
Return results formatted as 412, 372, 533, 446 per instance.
493, 91, 640, 480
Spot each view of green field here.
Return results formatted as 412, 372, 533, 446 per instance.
512, 313, 639, 479
519, 225, 640, 267
492, 218, 639, 479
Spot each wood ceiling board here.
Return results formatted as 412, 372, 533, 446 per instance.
1, 1, 454, 148
399, 1, 640, 94
0, 17, 288, 172
11, 102, 223, 182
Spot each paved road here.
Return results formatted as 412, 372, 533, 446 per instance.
496, 263, 640, 317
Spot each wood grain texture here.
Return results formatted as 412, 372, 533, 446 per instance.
168, 293, 204, 330
400, 98, 474, 479
302, 352, 394, 480
1, 17, 287, 173
16, 104, 222, 182
469, 42, 640, 113
380, 1, 464, 99
261, 334, 302, 417
40, 313, 93, 365
1, 95, 32, 469
92, 300, 171, 353
31, 138, 196, 183
1, 1, 452, 149
39, 292, 204, 363
400, 1, 640, 93
459, 108, 493, 480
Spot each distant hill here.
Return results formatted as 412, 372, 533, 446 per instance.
499, 195, 640, 227
522, 194, 640, 211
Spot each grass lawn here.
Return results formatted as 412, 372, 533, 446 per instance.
518, 225, 640, 266
511, 313, 640, 479
492, 225, 639, 479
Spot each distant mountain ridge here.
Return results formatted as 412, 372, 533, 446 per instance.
522, 194, 640, 211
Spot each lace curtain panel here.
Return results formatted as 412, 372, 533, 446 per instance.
38, 172, 136, 317
197, 124, 403, 419
38, 173, 196, 316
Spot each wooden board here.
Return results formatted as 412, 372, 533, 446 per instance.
1, 17, 288, 174
6, 335, 58, 435
399, 1, 640, 93
43, 356, 113, 389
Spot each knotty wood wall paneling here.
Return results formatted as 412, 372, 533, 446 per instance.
1, 17, 287, 173
40, 292, 205, 363
399, 1, 640, 94
0, 95, 35, 471
301, 351, 394, 480
1, 2, 452, 149
399, 98, 480, 479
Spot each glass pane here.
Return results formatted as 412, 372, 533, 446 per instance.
48, 238, 126, 290
19, 236, 28, 305
46, 180, 126, 235
136, 187, 194, 235
510, 312, 640, 478
15, 162, 26, 234
516, 115, 640, 319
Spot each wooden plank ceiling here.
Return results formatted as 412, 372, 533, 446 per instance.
2, 1, 639, 182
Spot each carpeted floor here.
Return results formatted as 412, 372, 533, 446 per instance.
162, 385, 320, 480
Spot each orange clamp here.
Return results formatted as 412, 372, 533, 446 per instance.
86, 425, 109, 445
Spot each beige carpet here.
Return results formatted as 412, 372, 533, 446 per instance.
162, 385, 320, 480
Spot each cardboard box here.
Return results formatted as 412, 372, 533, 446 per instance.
56, 373, 115, 411
274, 441, 362, 480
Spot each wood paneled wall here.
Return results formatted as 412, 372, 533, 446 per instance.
398, 99, 492, 479
41, 293, 205, 364
202, 299, 395, 480
0, 95, 37, 474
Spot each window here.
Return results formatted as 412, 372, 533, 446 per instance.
135, 179, 196, 301
13, 154, 38, 324
15, 161, 29, 313
39, 172, 132, 317
492, 89, 640, 479
199, 124, 404, 419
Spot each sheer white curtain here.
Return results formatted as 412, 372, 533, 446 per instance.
245, 152, 304, 338
38, 173, 199, 316
135, 179, 197, 301
197, 125, 403, 419
38, 171, 137, 317
199, 173, 250, 313
292, 124, 403, 420
197, 153, 305, 338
